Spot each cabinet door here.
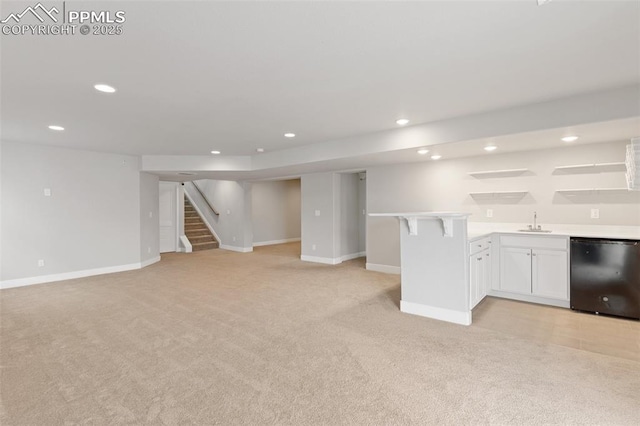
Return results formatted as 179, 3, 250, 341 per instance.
532, 249, 569, 300
469, 255, 480, 308
500, 247, 532, 294
482, 250, 492, 298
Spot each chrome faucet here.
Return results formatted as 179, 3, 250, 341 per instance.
519, 212, 551, 232
528, 211, 540, 230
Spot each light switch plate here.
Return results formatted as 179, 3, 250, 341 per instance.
38, 260, 45, 267
315, 210, 320, 217
591, 208, 600, 219
486, 209, 493, 218
43, 188, 51, 197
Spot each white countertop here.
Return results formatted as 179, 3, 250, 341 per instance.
467, 223, 640, 241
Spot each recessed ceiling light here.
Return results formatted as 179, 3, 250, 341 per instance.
94, 84, 116, 93
396, 119, 410, 126
256, 148, 265, 153
417, 148, 429, 155
431, 155, 442, 160
484, 146, 497, 152
48, 125, 64, 131
284, 133, 296, 138
561, 136, 579, 142
210, 150, 221, 155
177, 172, 196, 176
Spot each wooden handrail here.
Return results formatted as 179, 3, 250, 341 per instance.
190, 181, 220, 216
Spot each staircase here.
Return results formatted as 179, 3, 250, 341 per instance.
184, 197, 219, 251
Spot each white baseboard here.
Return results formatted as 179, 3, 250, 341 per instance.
140, 255, 161, 268
220, 245, 253, 253
301, 252, 365, 265
366, 263, 401, 275
179, 235, 192, 253
487, 290, 570, 308
0, 257, 161, 290
339, 251, 366, 262
400, 300, 472, 326
253, 237, 301, 247
300, 255, 339, 265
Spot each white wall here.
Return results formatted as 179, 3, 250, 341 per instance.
140, 172, 160, 263
300, 172, 366, 263
0, 142, 160, 285
358, 173, 367, 253
251, 179, 301, 245
186, 179, 253, 251
367, 141, 640, 268
300, 173, 338, 261
339, 173, 361, 257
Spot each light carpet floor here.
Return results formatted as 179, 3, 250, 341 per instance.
1, 243, 639, 425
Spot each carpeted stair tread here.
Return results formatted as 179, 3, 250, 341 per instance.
192, 241, 219, 251
184, 195, 218, 251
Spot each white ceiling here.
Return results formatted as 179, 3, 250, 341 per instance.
2, 0, 639, 161
153, 117, 640, 182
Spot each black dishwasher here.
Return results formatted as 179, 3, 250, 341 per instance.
570, 238, 640, 320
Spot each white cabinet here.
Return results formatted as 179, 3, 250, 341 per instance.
497, 235, 569, 304
499, 247, 532, 294
532, 249, 569, 300
469, 239, 492, 309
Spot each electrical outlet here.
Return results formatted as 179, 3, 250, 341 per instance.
315, 210, 320, 217
147, 247, 151, 254
591, 208, 600, 219
43, 188, 51, 197
226, 209, 231, 215
232, 236, 236, 242
486, 209, 493, 218
149, 211, 153, 218
362, 209, 366, 215
38, 259, 45, 267
312, 244, 317, 251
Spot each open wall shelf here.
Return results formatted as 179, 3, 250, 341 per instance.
468, 168, 528, 178
555, 188, 629, 196
554, 162, 626, 173
469, 190, 529, 199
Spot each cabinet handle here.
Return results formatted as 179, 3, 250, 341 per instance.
478, 244, 482, 248
527, 253, 530, 256
533, 253, 537, 257
486, 253, 490, 257
477, 257, 482, 261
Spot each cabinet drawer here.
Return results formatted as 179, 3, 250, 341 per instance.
469, 237, 491, 254
500, 235, 567, 250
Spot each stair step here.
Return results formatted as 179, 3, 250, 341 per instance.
185, 229, 211, 237
184, 197, 217, 251
192, 241, 219, 251
189, 235, 215, 243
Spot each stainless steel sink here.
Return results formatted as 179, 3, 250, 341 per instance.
519, 211, 552, 232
